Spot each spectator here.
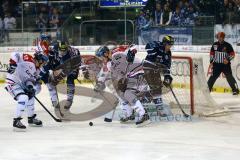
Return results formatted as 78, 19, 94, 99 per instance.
170, 6, 183, 26
216, 0, 228, 24
0, 17, 3, 42
160, 4, 172, 26
36, 5, 48, 32
49, 8, 60, 30
4, 12, 16, 42
225, 2, 238, 24
36, 12, 47, 32
152, 2, 162, 26
136, 10, 153, 44
168, 0, 178, 11
136, 10, 153, 31
184, 4, 198, 26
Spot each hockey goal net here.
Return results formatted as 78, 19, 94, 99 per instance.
161, 56, 223, 116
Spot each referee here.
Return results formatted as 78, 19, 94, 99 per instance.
207, 32, 239, 95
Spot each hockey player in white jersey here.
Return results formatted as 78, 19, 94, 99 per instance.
5, 52, 48, 131
95, 44, 150, 126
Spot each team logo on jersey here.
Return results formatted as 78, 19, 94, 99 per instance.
214, 45, 218, 50
223, 47, 227, 52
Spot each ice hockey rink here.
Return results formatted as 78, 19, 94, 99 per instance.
0, 84, 240, 160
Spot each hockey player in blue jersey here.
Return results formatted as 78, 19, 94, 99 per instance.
143, 35, 174, 116
39, 41, 81, 110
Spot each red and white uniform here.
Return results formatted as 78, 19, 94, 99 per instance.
36, 40, 50, 55
5, 52, 41, 118
6, 52, 38, 85
97, 45, 144, 83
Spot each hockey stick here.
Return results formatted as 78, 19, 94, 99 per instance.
34, 96, 62, 122
0, 70, 7, 73
77, 78, 117, 122
169, 85, 190, 118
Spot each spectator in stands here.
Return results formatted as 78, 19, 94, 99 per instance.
234, 0, 240, 23
167, 0, 178, 11
136, 9, 153, 44
225, 2, 238, 24
49, 8, 60, 30
160, 4, 172, 26
3, 12, 16, 42
184, 4, 198, 26
152, 2, 162, 26
36, 5, 48, 32
170, 6, 183, 26
36, 12, 47, 32
0, 17, 3, 42
136, 10, 153, 31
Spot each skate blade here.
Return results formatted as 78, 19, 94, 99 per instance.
136, 120, 151, 128
120, 120, 135, 124
13, 128, 27, 132
28, 124, 43, 127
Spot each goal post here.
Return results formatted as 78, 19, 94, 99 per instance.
163, 56, 223, 116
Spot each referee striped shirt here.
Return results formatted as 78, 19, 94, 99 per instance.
210, 41, 235, 64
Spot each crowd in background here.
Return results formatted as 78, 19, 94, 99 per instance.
1, 0, 240, 44
136, 0, 240, 32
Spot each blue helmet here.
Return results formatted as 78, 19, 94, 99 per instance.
96, 46, 109, 57
40, 33, 51, 41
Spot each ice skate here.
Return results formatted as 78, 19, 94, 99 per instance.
28, 114, 43, 127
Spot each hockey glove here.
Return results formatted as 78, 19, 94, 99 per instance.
94, 81, 106, 92
25, 85, 36, 99
82, 67, 90, 79
126, 46, 137, 63
7, 63, 17, 74
163, 75, 173, 87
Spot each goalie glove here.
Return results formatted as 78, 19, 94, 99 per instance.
163, 75, 173, 87
126, 45, 137, 63
94, 81, 106, 92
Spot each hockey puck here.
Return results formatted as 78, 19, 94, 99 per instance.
89, 122, 93, 126
104, 117, 112, 122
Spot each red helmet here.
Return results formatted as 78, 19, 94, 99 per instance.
217, 32, 225, 39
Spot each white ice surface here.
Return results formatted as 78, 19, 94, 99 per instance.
0, 84, 240, 160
